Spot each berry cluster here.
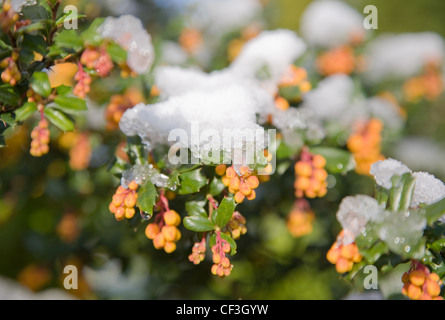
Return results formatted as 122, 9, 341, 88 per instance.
402, 261, 443, 300
69, 133, 91, 171
188, 238, 206, 265
30, 118, 50, 157
227, 211, 247, 240
1, 51, 21, 86
179, 28, 203, 54
218, 165, 260, 203
274, 66, 311, 111
294, 148, 328, 198
211, 232, 233, 278
316, 45, 356, 76
286, 199, 315, 238
346, 118, 385, 175
73, 64, 92, 99
403, 63, 443, 103
109, 181, 139, 221
145, 209, 182, 254
0, 1, 19, 32
105, 89, 144, 130
326, 230, 362, 273
80, 47, 113, 78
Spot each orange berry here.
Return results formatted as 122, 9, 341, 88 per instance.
215, 164, 227, 176
222, 242, 231, 253
295, 161, 312, 177
340, 244, 357, 260
222, 175, 230, 187
295, 176, 310, 191
128, 181, 138, 190
239, 181, 251, 196
221, 257, 230, 268
246, 189, 256, 201
246, 175, 259, 189
299, 81, 312, 93
426, 279, 441, 297
124, 193, 137, 208
153, 233, 165, 249
213, 253, 221, 264
229, 176, 240, 191
326, 246, 340, 264
115, 207, 125, 221
312, 155, 326, 169
164, 210, 181, 227
234, 191, 245, 203
226, 167, 236, 179
145, 223, 160, 240
407, 283, 422, 300
125, 207, 135, 219
275, 96, 289, 110
335, 257, 353, 273
164, 241, 176, 253
313, 168, 328, 181
402, 272, 410, 284
409, 270, 426, 287
161, 225, 178, 242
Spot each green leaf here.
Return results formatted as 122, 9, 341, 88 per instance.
22, 34, 48, 56
15, 102, 37, 122
80, 17, 105, 46
136, 181, 157, 215
55, 12, 86, 26
106, 42, 127, 64
53, 96, 87, 115
54, 30, 83, 52
30, 72, 52, 97
125, 136, 146, 165
55, 85, 72, 96
424, 198, 445, 225
212, 197, 236, 228
15, 21, 47, 34
388, 173, 415, 212
178, 168, 207, 195
185, 200, 207, 217
309, 146, 355, 173
43, 107, 74, 131
0, 39, 13, 60
279, 85, 301, 101
0, 84, 20, 106
183, 215, 215, 232
220, 232, 237, 255
209, 176, 225, 196
361, 241, 388, 264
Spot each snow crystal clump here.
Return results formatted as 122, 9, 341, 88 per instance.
119, 85, 269, 166
11, 0, 35, 12
229, 29, 307, 91
300, 74, 366, 126
98, 15, 154, 74
121, 164, 173, 190
369, 158, 411, 189
186, 0, 262, 39
411, 172, 445, 208
336, 195, 382, 244
300, 0, 365, 48
364, 32, 445, 83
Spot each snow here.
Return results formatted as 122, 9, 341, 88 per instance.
300, 0, 365, 48
369, 158, 412, 189
336, 195, 381, 244
411, 172, 445, 207
98, 15, 155, 74
364, 32, 445, 83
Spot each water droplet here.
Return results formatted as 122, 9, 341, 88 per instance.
337, 163, 343, 170
140, 211, 152, 220
394, 237, 400, 244
404, 246, 411, 253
